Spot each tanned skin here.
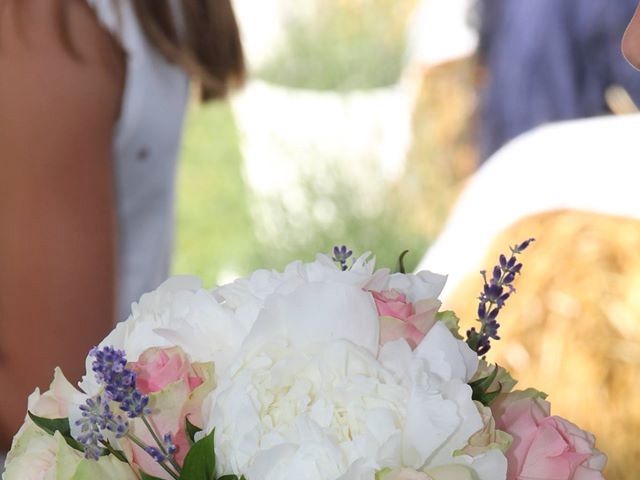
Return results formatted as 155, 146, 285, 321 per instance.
0, 0, 125, 448
623, 3, 640, 68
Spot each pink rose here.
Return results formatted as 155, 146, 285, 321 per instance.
372, 289, 440, 349
131, 347, 204, 394
493, 391, 607, 480
128, 347, 214, 478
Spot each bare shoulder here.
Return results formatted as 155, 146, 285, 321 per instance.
0, 0, 125, 126
0, 0, 124, 58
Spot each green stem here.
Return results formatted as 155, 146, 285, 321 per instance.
127, 432, 180, 480
141, 415, 182, 473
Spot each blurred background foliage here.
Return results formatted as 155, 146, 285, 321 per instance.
173, 102, 257, 283
257, 0, 415, 91
173, 0, 431, 284
173, 99, 429, 282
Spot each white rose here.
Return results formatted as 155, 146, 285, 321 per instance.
4, 429, 82, 480
25, 367, 82, 419
4, 370, 137, 480
3, 429, 137, 480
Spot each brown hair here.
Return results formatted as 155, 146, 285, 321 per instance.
11, 0, 246, 100
130, 0, 245, 100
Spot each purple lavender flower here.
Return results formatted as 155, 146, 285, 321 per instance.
466, 238, 534, 356
76, 347, 151, 459
75, 347, 182, 477
90, 346, 151, 417
75, 394, 129, 460
332, 245, 353, 271
120, 389, 150, 418
163, 433, 178, 455
144, 446, 167, 463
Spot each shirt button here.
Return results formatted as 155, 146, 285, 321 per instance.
136, 147, 149, 161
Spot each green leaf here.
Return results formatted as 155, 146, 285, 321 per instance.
396, 250, 410, 274
28, 411, 71, 436
28, 411, 85, 453
185, 416, 203, 447
218, 476, 246, 480
469, 365, 499, 391
476, 389, 502, 406
140, 471, 166, 480
111, 449, 128, 463
469, 366, 502, 406
179, 429, 216, 480
435, 311, 464, 339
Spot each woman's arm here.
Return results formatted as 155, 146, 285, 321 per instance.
0, 0, 125, 447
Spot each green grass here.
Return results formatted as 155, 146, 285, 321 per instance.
172, 100, 258, 284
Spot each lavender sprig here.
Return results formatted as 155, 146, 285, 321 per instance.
144, 445, 167, 463
466, 238, 534, 356
332, 245, 353, 271
141, 416, 183, 472
75, 394, 129, 460
90, 346, 151, 417
75, 347, 180, 478
163, 433, 178, 455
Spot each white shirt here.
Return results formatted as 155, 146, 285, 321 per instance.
407, 0, 478, 68
88, 0, 190, 321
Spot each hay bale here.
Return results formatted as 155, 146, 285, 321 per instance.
446, 210, 640, 479
400, 58, 478, 239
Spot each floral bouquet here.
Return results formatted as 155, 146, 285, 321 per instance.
3, 241, 607, 480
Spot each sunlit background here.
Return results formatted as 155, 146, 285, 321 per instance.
174, 0, 474, 282
171, 0, 640, 478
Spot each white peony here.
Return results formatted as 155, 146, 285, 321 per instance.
208, 339, 402, 479
213, 253, 388, 324
80, 277, 244, 394
202, 280, 504, 480
213, 253, 446, 335
111, 276, 244, 361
